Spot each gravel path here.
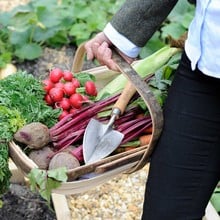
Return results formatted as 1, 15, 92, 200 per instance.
67, 165, 149, 220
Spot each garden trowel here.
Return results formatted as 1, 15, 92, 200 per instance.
83, 79, 136, 164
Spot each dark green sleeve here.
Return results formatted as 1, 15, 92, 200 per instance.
110, 0, 178, 47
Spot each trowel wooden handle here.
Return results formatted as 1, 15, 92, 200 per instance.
113, 81, 136, 115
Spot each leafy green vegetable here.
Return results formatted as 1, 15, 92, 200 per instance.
0, 106, 25, 142
0, 71, 60, 128
74, 72, 96, 86
0, 143, 11, 195
146, 53, 181, 106
0, 72, 61, 199
28, 167, 68, 206
96, 46, 181, 101
0, 106, 26, 195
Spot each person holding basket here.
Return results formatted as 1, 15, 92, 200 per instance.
85, 0, 220, 219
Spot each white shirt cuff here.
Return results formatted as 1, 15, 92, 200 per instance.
103, 23, 141, 58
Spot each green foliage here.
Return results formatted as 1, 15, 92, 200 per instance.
0, 72, 61, 195
0, 27, 13, 68
0, 106, 25, 141
0, 71, 61, 128
67, 0, 125, 45
0, 106, 25, 195
0, 0, 125, 62
148, 52, 182, 106
28, 167, 68, 206
0, 0, 194, 63
0, 143, 11, 195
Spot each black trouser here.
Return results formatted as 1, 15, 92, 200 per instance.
142, 52, 220, 220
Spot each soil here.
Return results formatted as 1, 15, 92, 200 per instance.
0, 184, 56, 220
13, 45, 97, 80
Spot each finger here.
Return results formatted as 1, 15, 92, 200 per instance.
91, 42, 101, 59
96, 42, 110, 61
95, 42, 118, 71
84, 41, 95, 60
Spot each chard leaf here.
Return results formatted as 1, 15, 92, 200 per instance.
28, 167, 67, 206
48, 167, 68, 182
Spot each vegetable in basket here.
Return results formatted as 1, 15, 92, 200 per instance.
0, 72, 60, 195
0, 106, 25, 195
96, 45, 181, 100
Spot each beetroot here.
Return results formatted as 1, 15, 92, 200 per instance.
14, 122, 50, 149
29, 146, 54, 170
48, 152, 80, 170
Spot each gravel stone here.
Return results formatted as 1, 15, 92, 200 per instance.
67, 165, 149, 220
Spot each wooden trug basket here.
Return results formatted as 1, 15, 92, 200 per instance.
9, 43, 163, 195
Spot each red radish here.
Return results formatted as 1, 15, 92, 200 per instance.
49, 68, 63, 83
85, 81, 97, 96
44, 94, 54, 105
63, 82, 76, 96
49, 87, 64, 102
82, 95, 89, 101
59, 110, 69, 121
72, 78, 80, 88
54, 82, 64, 89
58, 98, 71, 110
42, 79, 54, 93
69, 93, 83, 109
63, 70, 73, 81
69, 108, 77, 114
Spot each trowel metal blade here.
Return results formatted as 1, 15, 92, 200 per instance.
85, 129, 124, 164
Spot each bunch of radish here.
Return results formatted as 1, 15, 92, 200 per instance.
42, 67, 97, 120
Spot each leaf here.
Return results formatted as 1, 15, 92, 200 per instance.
33, 26, 59, 42
15, 43, 43, 60
161, 22, 186, 39
140, 31, 166, 58
0, 12, 11, 26
8, 12, 38, 32
10, 4, 33, 15
10, 29, 31, 46
182, 12, 194, 29
40, 178, 61, 204
44, 31, 70, 47
36, 6, 62, 28
28, 167, 67, 206
74, 72, 96, 86
168, 1, 194, 23
47, 167, 68, 182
